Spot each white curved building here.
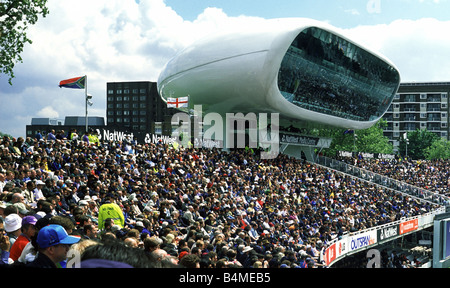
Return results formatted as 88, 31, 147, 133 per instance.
157, 18, 401, 130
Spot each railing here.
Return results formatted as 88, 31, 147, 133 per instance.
323, 207, 445, 266
316, 156, 450, 206
313, 155, 449, 266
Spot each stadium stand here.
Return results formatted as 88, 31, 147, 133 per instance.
0, 133, 445, 268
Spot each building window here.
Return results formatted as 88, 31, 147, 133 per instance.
108, 89, 114, 94
124, 110, 130, 116
116, 104, 122, 108
404, 94, 416, 102
427, 103, 440, 112
133, 96, 139, 101
428, 94, 441, 102
140, 89, 146, 94
117, 89, 122, 94
404, 123, 416, 131
116, 96, 122, 101
140, 96, 146, 101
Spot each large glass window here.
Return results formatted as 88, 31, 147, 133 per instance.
278, 27, 400, 122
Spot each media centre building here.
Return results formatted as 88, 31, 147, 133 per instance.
157, 18, 401, 159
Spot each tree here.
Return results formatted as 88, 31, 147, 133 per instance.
323, 119, 393, 157
0, 0, 49, 85
0, 131, 13, 139
424, 139, 450, 160
398, 129, 439, 160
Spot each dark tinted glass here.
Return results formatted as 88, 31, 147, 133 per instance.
278, 27, 400, 122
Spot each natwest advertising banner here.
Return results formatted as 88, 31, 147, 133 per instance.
399, 219, 419, 235
377, 225, 399, 242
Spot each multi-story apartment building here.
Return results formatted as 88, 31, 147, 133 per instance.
106, 81, 177, 136
383, 82, 450, 149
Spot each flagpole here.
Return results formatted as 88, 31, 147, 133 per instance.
85, 75, 88, 134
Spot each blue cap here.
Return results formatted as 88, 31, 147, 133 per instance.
37, 224, 81, 248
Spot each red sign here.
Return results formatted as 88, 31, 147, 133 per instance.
325, 243, 337, 266
399, 219, 418, 235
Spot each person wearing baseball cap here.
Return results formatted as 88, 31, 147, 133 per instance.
27, 224, 80, 268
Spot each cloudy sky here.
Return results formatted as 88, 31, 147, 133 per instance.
1, 0, 450, 137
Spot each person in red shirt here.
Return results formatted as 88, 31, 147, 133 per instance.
9, 216, 38, 262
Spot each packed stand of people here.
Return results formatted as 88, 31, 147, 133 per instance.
0, 131, 441, 268
338, 156, 450, 197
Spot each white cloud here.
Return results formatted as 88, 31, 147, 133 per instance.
1, 0, 449, 137
37, 106, 60, 118
345, 9, 361, 16
343, 18, 450, 82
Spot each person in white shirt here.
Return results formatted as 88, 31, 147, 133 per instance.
0, 173, 6, 194
33, 180, 46, 202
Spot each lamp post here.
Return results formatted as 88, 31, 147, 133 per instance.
403, 132, 409, 158
86, 94, 93, 133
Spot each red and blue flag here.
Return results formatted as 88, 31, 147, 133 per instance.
59, 76, 86, 89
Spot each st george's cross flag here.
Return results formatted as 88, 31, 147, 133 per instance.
59, 76, 86, 89
167, 96, 189, 108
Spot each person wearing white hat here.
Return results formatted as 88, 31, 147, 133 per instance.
4, 213, 22, 247
33, 180, 46, 202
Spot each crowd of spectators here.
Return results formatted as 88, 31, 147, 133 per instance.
0, 131, 442, 268
340, 156, 450, 196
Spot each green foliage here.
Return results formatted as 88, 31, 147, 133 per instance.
323, 119, 393, 157
398, 129, 440, 160
0, 131, 13, 139
424, 139, 450, 160
0, 0, 49, 85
